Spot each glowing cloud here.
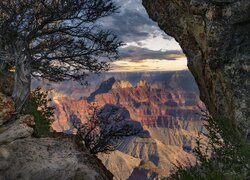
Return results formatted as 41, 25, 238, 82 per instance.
110, 58, 187, 72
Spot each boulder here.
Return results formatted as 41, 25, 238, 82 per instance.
0, 134, 113, 180
112, 80, 133, 89
0, 93, 15, 126
0, 115, 34, 145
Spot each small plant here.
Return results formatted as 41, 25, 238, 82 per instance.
70, 104, 145, 154
170, 113, 250, 180
21, 87, 55, 137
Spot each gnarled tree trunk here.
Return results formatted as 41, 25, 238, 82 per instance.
12, 54, 31, 113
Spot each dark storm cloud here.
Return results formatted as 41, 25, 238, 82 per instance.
118, 46, 184, 61
100, 0, 171, 43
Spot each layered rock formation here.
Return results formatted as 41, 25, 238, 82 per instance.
136, 80, 148, 88
142, 0, 250, 137
87, 77, 116, 102
0, 89, 113, 180
52, 78, 204, 179
112, 80, 133, 89
90, 78, 203, 130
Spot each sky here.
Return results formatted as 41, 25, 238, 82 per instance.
100, 0, 187, 72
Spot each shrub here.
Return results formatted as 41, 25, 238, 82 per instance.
70, 104, 145, 154
21, 87, 55, 137
170, 114, 250, 180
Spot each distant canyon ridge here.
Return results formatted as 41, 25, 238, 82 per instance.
42, 71, 206, 179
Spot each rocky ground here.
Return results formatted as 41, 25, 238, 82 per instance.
0, 77, 113, 180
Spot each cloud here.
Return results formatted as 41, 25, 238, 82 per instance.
98, 0, 186, 72
118, 46, 185, 61
100, 0, 171, 43
110, 59, 188, 72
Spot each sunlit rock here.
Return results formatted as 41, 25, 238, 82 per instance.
112, 80, 133, 89
136, 80, 149, 88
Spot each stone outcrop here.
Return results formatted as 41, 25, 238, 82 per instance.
0, 135, 113, 180
136, 80, 148, 88
112, 80, 133, 89
0, 115, 34, 145
0, 94, 113, 179
142, 0, 250, 137
87, 77, 116, 102
0, 93, 15, 126
128, 160, 165, 179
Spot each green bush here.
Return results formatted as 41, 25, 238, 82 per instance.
21, 87, 55, 137
170, 115, 250, 180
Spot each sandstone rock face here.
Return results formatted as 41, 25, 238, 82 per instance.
52, 79, 204, 178
142, 0, 250, 136
0, 93, 15, 126
99, 151, 141, 180
136, 80, 148, 87
0, 115, 34, 145
0, 135, 113, 180
94, 85, 203, 129
112, 80, 133, 89
87, 77, 116, 102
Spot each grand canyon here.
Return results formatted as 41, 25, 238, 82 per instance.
0, 0, 249, 179
46, 71, 205, 179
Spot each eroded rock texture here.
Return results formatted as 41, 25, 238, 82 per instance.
0, 94, 112, 180
0, 135, 113, 180
143, 0, 250, 136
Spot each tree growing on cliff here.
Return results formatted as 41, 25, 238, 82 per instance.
0, 0, 122, 112
21, 87, 55, 137
70, 104, 145, 154
170, 114, 250, 179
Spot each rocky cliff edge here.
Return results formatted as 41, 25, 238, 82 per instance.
0, 90, 113, 180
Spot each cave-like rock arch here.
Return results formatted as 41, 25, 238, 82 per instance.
143, 0, 250, 137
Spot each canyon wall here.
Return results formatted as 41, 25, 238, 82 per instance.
52, 77, 204, 178
142, 0, 250, 137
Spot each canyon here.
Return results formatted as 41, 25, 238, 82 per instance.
0, 1, 249, 179
51, 71, 205, 179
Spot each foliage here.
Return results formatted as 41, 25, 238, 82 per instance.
170, 114, 250, 180
22, 87, 55, 137
70, 104, 143, 154
0, 0, 122, 80
0, 0, 122, 111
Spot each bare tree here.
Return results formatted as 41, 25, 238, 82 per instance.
70, 104, 145, 154
0, 0, 122, 112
